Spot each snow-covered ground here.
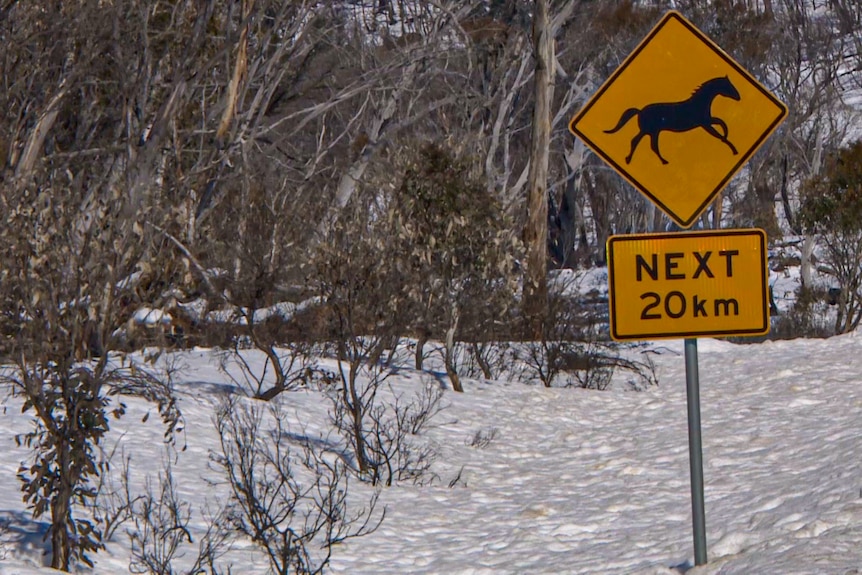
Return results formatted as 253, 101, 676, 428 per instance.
2, 332, 861, 574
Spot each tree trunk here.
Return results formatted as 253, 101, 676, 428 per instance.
321, 59, 419, 235
51, 497, 71, 570
15, 84, 68, 185
778, 155, 799, 234
445, 306, 463, 392
415, 330, 427, 371
711, 191, 723, 229
216, 0, 253, 144
523, 0, 553, 332
51, 437, 73, 571
801, 235, 815, 289
338, 341, 369, 474
557, 163, 579, 268
347, 359, 369, 474
472, 342, 493, 380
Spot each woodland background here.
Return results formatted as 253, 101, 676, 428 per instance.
3, 1, 862, 571
3, 0, 862, 350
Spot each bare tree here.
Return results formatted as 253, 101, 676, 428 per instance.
329, 377, 443, 487
126, 457, 233, 575
311, 191, 410, 471
214, 398, 382, 575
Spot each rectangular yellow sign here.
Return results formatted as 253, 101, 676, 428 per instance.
607, 229, 769, 340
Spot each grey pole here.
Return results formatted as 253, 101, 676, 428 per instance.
685, 337, 707, 565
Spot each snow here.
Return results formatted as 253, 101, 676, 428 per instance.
131, 307, 172, 326
2, 333, 862, 574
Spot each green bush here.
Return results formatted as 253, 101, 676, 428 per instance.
799, 140, 862, 334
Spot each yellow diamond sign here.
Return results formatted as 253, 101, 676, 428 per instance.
569, 11, 787, 228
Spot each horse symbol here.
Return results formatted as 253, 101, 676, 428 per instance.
604, 76, 741, 165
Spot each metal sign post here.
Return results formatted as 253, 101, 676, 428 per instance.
568, 9, 788, 568
684, 338, 707, 565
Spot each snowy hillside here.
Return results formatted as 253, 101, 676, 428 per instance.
2, 334, 862, 574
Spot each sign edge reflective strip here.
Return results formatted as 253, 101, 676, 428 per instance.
606, 229, 770, 340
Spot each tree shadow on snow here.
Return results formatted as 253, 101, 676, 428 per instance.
424, 370, 455, 390
278, 430, 357, 469
0, 509, 51, 566
178, 380, 237, 397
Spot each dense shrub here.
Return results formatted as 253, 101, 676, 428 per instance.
799, 140, 862, 334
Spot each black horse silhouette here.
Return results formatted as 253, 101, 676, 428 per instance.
604, 76, 741, 165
